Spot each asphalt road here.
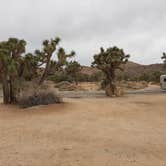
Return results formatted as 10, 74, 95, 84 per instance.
61, 86, 166, 98
0, 86, 165, 101
128, 86, 166, 95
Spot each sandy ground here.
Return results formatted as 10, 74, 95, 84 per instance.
0, 94, 166, 166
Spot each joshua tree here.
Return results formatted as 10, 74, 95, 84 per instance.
92, 46, 130, 96
0, 42, 11, 104
49, 48, 75, 74
22, 53, 39, 81
0, 38, 26, 104
162, 52, 166, 67
66, 61, 82, 85
34, 37, 60, 85
0, 36, 75, 104
36, 38, 75, 85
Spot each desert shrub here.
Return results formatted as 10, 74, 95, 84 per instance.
150, 71, 162, 83
117, 71, 166, 83
49, 71, 103, 83
77, 73, 90, 82
121, 81, 148, 90
138, 73, 150, 82
138, 71, 165, 83
48, 72, 72, 83
54, 81, 77, 91
76, 72, 103, 82
18, 90, 62, 108
89, 72, 103, 82
117, 73, 139, 81
105, 85, 124, 97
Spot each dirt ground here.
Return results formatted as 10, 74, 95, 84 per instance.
0, 94, 166, 166
54, 81, 148, 91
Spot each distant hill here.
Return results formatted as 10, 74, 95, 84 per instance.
81, 66, 99, 75
81, 61, 166, 78
125, 61, 141, 68
123, 62, 165, 78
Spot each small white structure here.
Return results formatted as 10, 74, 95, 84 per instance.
160, 75, 166, 90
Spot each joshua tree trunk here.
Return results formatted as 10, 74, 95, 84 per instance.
2, 76, 17, 104
105, 69, 117, 97
39, 56, 51, 85
2, 76, 10, 104
9, 79, 17, 104
75, 75, 78, 85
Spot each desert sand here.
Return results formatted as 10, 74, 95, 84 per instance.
0, 94, 166, 166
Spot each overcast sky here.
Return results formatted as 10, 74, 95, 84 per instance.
0, 0, 166, 65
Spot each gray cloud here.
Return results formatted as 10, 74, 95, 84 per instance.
0, 0, 166, 65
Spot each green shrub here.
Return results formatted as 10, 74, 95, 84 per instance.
138, 71, 165, 83
49, 71, 103, 83
48, 73, 72, 83
150, 71, 162, 83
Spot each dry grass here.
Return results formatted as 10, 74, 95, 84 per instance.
0, 94, 166, 165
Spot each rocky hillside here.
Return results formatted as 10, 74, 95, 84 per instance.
123, 62, 165, 78
81, 66, 99, 75
81, 61, 166, 77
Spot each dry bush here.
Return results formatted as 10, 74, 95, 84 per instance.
55, 81, 83, 91
105, 85, 124, 97
19, 91, 62, 108
116, 87, 125, 97
55, 81, 74, 91
18, 81, 62, 108
118, 81, 148, 90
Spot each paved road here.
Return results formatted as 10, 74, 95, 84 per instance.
61, 90, 106, 98
0, 86, 165, 100
128, 86, 166, 95
61, 86, 166, 98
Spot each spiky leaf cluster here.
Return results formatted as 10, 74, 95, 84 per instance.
0, 38, 26, 78
92, 46, 130, 72
34, 37, 60, 66
66, 61, 82, 74
49, 48, 75, 73
65, 61, 82, 84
